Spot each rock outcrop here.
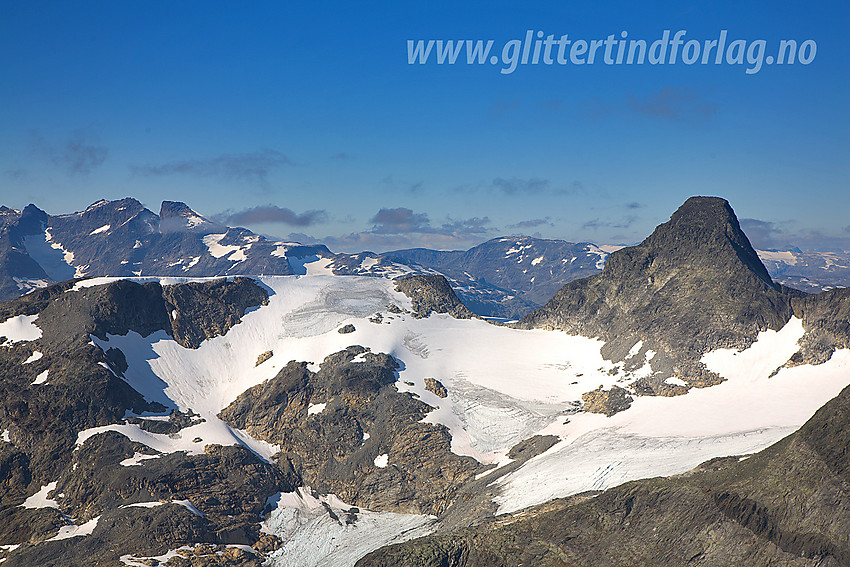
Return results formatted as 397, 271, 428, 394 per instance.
220, 346, 481, 516
394, 275, 475, 319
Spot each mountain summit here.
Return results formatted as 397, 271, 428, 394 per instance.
520, 196, 800, 392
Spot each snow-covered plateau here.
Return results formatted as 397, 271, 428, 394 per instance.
59, 274, 849, 566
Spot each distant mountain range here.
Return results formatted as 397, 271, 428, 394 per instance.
0, 198, 847, 318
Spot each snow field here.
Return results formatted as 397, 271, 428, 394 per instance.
262, 488, 435, 567
493, 317, 850, 513
60, 275, 850, 562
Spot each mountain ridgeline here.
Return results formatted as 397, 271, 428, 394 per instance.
2, 197, 849, 319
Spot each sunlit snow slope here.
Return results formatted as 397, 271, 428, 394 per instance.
79, 275, 849, 519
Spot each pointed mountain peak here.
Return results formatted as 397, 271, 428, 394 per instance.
604, 196, 775, 288
17, 204, 49, 234
654, 197, 768, 274
520, 196, 797, 394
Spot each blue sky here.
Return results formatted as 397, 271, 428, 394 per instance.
1, 1, 848, 252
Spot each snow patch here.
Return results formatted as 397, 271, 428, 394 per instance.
586, 244, 610, 270
360, 257, 380, 271
120, 547, 192, 567
665, 377, 688, 387
120, 452, 162, 466
202, 233, 241, 259
21, 482, 59, 509
31, 369, 49, 385
374, 454, 388, 468
307, 403, 326, 415
0, 314, 42, 344
531, 255, 544, 266
757, 250, 798, 265
271, 245, 290, 258
173, 500, 204, 517
48, 516, 100, 541
13, 277, 51, 292
89, 224, 111, 235
23, 351, 43, 364
121, 501, 164, 508
1, 430, 10, 443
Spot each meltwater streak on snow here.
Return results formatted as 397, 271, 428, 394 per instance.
493, 318, 850, 513
262, 488, 435, 567
0, 314, 42, 344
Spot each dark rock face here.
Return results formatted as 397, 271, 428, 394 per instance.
394, 275, 475, 320
161, 277, 268, 349
505, 435, 559, 461
519, 197, 801, 392
0, 277, 284, 565
220, 346, 481, 516
357, 384, 850, 567
789, 287, 850, 365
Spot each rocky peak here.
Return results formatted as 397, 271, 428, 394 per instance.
519, 196, 798, 393
626, 196, 775, 288
16, 204, 48, 236
159, 201, 221, 234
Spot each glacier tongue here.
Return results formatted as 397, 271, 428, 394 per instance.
262, 488, 435, 567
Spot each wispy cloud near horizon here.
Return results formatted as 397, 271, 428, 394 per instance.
31, 129, 108, 175
215, 204, 327, 227
132, 149, 293, 184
